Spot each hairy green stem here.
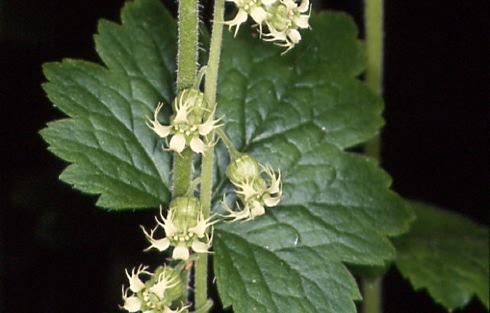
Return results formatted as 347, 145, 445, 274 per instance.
195, 0, 225, 311
173, 0, 199, 307
177, 0, 199, 90
173, 0, 199, 197
363, 1, 384, 313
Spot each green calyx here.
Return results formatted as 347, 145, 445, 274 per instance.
225, 154, 261, 184
268, 2, 291, 31
170, 196, 202, 235
172, 88, 208, 126
148, 266, 185, 305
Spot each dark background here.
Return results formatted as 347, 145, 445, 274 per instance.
0, 0, 487, 312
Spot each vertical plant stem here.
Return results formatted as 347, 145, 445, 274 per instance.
363, 279, 382, 313
195, 0, 225, 310
364, 0, 384, 160
173, 0, 200, 197
363, 1, 384, 313
172, 148, 194, 197
177, 0, 199, 90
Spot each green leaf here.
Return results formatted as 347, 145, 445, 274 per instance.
214, 12, 413, 313
216, 12, 382, 152
395, 201, 489, 311
40, 0, 177, 209
39, 1, 414, 312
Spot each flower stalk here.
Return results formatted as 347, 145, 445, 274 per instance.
196, 0, 226, 310
173, 0, 200, 197
130, 1, 287, 312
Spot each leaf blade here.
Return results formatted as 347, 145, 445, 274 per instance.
395, 201, 489, 311
216, 12, 383, 152
213, 12, 412, 313
41, 0, 177, 209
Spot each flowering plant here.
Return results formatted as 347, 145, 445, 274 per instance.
147, 87, 222, 155
142, 197, 215, 260
225, 0, 311, 53
39, 0, 489, 312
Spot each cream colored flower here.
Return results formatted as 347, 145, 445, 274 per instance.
148, 270, 179, 298
126, 265, 151, 293
224, 154, 282, 221
121, 265, 185, 313
142, 198, 216, 260
122, 287, 143, 313
225, 0, 311, 53
224, 0, 277, 35
147, 89, 222, 154
261, 0, 311, 53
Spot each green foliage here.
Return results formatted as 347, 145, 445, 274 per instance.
213, 13, 413, 313
41, 0, 488, 312
40, 0, 177, 209
216, 12, 383, 151
395, 201, 489, 311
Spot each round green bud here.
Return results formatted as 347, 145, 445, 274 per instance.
268, 2, 291, 31
226, 154, 261, 184
169, 196, 202, 232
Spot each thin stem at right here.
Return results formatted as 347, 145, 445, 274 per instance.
195, 0, 226, 311
362, 0, 384, 312
362, 278, 382, 313
364, 0, 384, 160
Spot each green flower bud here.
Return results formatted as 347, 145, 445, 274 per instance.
268, 2, 290, 31
226, 154, 261, 184
142, 198, 215, 260
170, 197, 201, 233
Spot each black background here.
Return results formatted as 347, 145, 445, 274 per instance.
0, 0, 488, 312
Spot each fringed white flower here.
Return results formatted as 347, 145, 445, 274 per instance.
262, 0, 311, 54
147, 89, 222, 154
121, 265, 185, 313
122, 287, 143, 313
126, 265, 151, 293
224, 0, 277, 35
223, 154, 282, 221
142, 197, 216, 260
225, 0, 311, 53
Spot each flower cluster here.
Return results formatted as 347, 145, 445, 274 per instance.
121, 265, 187, 313
223, 154, 282, 221
147, 88, 222, 154
225, 0, 311, 53
142, 197, 215, 260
